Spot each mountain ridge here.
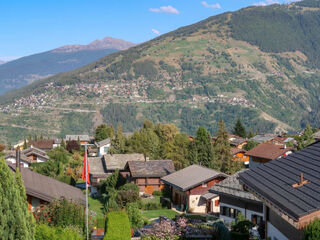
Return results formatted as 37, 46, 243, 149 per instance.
0, 0, 320, 143
0, 37, 135, 94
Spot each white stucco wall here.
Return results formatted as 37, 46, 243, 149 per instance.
6, 157, 29, 168
220, 202, 264, 224
98, 144, 110, 157
211, 196, 220, 213
267, 221, 289, 240
189, 195, 207, 214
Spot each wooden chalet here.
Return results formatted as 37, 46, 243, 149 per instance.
125, 160, 175, 194
246, 143, 292, 169
161, 165, 228, 214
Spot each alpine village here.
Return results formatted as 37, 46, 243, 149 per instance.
1, 0, 320, 239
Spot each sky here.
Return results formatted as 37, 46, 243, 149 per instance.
0, 0, 297, 61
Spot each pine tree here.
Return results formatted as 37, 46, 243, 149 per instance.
0, 159, 35, 239
34, 134, 38, 141
298, 124, 315, 150
40, 133, 44, 140
215, 121, 242, 175
188, 127, 216, 168
110, 126, 126, 154
233, 118, 246, 138
61, 138, 66, 149
23, 139, 28, 149
95, 124, 114, 142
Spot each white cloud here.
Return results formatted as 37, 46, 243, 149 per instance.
0, 56, 21, 62
254, 0, 279, 6
152, 29, 160, 35
201, 1, 222, 9
149, 5, 179, 14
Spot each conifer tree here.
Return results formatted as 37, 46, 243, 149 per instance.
0, 159, 35, 239
215, 121, 242, 174
298, 124, 315, 150
188, 127, 216, 168
61, 138, 66, 149
110, 126, 126, 154
233, 118, 246, 138
23, 139, 28, 149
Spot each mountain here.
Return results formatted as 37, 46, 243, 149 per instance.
0, 60, 5, 65
1, 0, 320, 144
0, 37, 135, 94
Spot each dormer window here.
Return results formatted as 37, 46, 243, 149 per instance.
202, 182, 207, 187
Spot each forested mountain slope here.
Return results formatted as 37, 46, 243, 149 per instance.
0, 0, 320, 143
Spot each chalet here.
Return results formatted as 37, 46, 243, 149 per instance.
229, 135, 247, 149
88, 153, 146, 187
161, 165, 228, 214
239, 141, 320, 240
210, 170, 263, 225
7, 161, 85, 211
246, 143, 292, 169
66, 135, 90, 145
231, 148, 249, 163
28, 139, 56, 152
5, 150, 34, 168
22, 146, 50, 163
125, 160, 175, 194
95, 138, 111, 157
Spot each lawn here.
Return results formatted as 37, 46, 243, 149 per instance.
89, 196, 105, 229
141, 209, 178, 220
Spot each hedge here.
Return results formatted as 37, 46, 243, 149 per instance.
104, 211, 131, 240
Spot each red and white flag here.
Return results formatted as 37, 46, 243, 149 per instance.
81, 150, 90, 184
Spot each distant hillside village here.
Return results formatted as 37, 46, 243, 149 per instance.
1, 118, 320, 239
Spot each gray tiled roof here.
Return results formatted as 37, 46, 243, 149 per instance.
22, 146, 49, 161
88, 157, 108, 177
95, 138, 110, 148
5, 151, 33, 164
201, 192, 218, 200
127, 160, 175, 178
8, 164, 85, 205
66, 135, 90, 141
104, 153, 145, 170
161, 164, 228, 191
250, 134, 276, 143
210, 170, 261, 202
239, 141, 320, 221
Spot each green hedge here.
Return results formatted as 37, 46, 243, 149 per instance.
35, 224, 83, 240
104, 211, 131, 240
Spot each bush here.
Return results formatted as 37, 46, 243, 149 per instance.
66, 140, 80, 153
305, 219, 320, 240
116, 189, 140, 208
230, 231, 250, 240
104, 211, 131, 240
56, 175, 76, 186
152, 191, 162, 197
143, 201, 162, 210
119, 183, 140, 192
212, 221, 231, 240
126, 203, 144, 229
35, 224, 83, 240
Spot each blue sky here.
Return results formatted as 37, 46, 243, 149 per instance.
0, 0, 296, 61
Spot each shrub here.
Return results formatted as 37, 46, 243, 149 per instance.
116, 189, 140, 208
104, 211, 131, 240
119, 183, 140, 192
56, 175, 76, 186
143, 202, 162, 210
126, 203, 144, 229
212, 221, 231, 240
305, 218, 320, 240
66, 140, 80, 153
35, 224, 83, 240
152, 191, 162, 197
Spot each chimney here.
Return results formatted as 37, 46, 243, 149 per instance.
292, 173, 310, 188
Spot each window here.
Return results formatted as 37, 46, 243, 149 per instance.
202, 182, 207, 187
221, 206, 241, 218
251, 214, 263, 225
215, 200, 220, 206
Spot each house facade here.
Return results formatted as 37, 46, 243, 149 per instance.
246, 143, 292, 169
161, 165, 228, 214
239, 141, 320, 240
95, 138, 111, 157
126, 160, 175, 194
231, 148, 249, 163
66, 135, 90, 145
210, 170, 264, 225
22, 146, 50, 163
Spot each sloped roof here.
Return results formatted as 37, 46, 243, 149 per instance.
239, 141, 320, 221
210, 170, 261, 202
245, 143, 292, 160
250, 134, 276, 143
231, 147, 246, 156
66, 135, 90, 141
229, 137, 247, 146
104, 153, 145, 170
127, 160, 175, 178
96, 138, 110, 148
22, 146, 49, 161
8, 164, 85, 205
5, 151, 33, 164
161, 165, 228, 191
314, 130, 320, 139
29, 140, 54, 150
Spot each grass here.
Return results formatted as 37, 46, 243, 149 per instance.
141, 209, 178, 220
89, 197, 105, 219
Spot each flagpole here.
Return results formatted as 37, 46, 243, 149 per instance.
85, 143, 89, 240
